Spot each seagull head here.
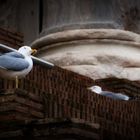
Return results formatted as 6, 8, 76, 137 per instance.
87, 85, 102, 94
18, 46, 37, 56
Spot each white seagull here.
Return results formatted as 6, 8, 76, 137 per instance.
88, 85, 130, 101
0, 46, 37, 88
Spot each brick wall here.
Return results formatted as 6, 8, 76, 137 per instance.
0, 65, 140, 140
0, 27, 23, 51
0, 27, 140, 139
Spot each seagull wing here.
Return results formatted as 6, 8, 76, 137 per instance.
101, 91, 118, 99
5, 52, 25, 58
101, 91, 129, 100
115, 93, 129, 100
0, 52, 29, 71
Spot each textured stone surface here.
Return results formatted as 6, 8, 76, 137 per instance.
0, 27, 23, 50
32, 29, 140, 48
0, 65, 140, 139
0, 0, 39, 45
0, 118, 100, 139
32, 29, 140, 81
0, 0, 140, 44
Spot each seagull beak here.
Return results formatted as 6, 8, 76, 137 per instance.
31, 49, 37, 55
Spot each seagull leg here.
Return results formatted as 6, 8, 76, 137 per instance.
15, 76, 19, 88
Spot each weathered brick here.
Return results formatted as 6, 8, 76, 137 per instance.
0, 58, 140, 139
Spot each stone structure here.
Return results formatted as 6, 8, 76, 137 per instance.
0, 0, 140, 81
0, 1, 140, 139
31, 0, 140, 81
0, 27, 23, 50
32, 29, 140, 81
0, 64, 140, 139
0, 0, 39, 45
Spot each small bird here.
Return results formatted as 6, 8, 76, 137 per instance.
87, 85, 130, 101
0, 46, 37, 88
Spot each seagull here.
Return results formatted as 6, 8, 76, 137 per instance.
0, 46, 37, 88
87, 85, 130, 100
